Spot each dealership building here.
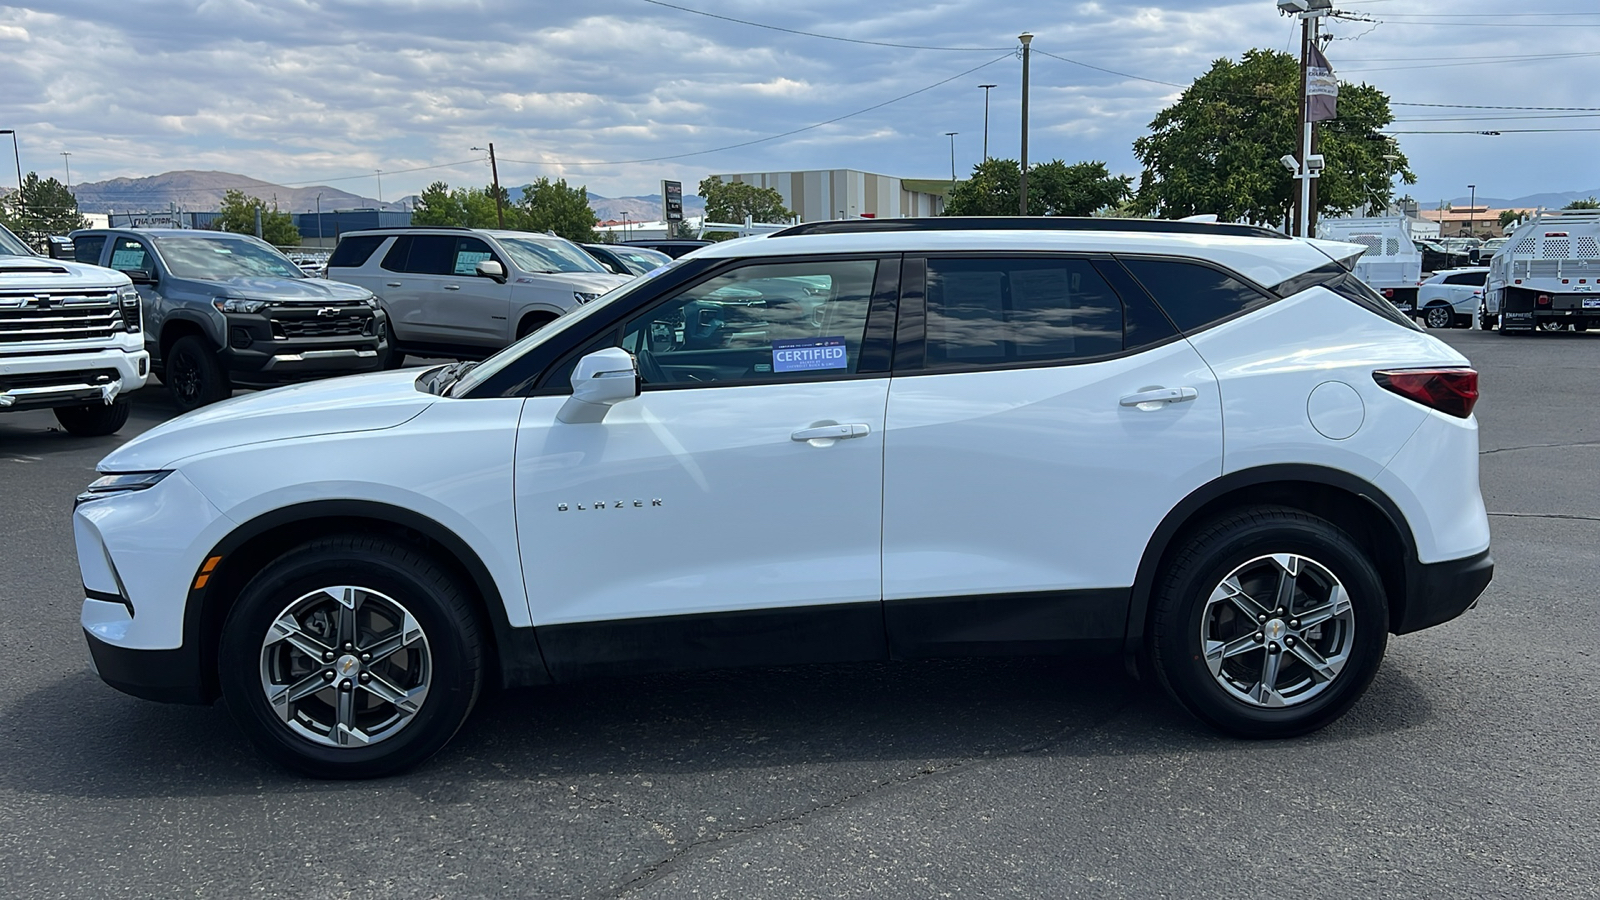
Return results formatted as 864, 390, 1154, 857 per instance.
710, 169, 950, 222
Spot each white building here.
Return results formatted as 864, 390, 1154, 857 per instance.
710, 169, 950, 222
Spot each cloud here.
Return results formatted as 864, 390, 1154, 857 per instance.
1, 0, 1594, 205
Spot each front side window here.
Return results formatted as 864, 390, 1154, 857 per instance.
72, 234, 107, 265
154, 236, 304, 280
617, 259, 878, 386
923, 257, 1123, 367
450, 237, 498, 275
1120, 258, 1275, 334
108, 237, 154, 276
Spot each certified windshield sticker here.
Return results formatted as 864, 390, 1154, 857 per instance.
772, 337, 847, 373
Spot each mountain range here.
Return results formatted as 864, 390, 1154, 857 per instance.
1420, 190, 1599, 211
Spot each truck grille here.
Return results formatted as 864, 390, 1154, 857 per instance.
273, 316, 370, 339
0, 368, 118, 391
0, 291, 123, 344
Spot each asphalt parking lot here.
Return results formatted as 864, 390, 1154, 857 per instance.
1, 329, 1596, 899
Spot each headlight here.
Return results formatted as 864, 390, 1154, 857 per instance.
118, 285, 142, 333
77, 471, 171, 504
574, 291, 601, 304
213, 297, 269, 313
363, 295, 381, 309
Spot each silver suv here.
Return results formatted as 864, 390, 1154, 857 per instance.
326, 227, 632, 366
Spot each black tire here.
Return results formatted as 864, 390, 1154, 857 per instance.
218, 535, 485, 778
380, 346, 407, 370
1423, 305, 1453, 330
53, 398, 131, 436
165, 335, 231, 411
1149, 506, 1388, 739
516, 313, 557, 340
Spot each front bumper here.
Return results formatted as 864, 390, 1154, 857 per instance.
219, 308, 388, 384
1396, 548, 1493, 635
84, 626, 206, 704
0, 347, 150, 411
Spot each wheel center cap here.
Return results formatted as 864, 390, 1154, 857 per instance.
336, 654, 361, 678
1265, 619, 1288, 642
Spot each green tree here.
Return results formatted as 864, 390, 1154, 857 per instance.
1131, 49, 1413, 226
216, 189, 300, 245
945, 158, 1132, 216
1563, 197, 1599, 210
511, 178, 597, 242
0, 172, 89, 245
697, 177, 793, 224
1499, 209, 1531, 227
412, 181, 508, 227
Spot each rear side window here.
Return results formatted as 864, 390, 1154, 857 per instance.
328, 235, 387, 268
73, 234, 106, 265
400, 236, 457, 275
1120, 258, 1275, 334
1445, 271, 1487, 286
923, 257, 1123, 367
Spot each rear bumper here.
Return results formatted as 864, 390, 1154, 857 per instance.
1396, 548, 1493, 635
84, 626, 206, 705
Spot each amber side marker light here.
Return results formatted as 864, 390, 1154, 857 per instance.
193, 555, 222, 590
1373, 368, 1479, 418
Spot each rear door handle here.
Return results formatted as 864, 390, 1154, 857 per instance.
444, 285, 461, 291
1119, 387, 1198, 407
385, 282, 402, 288
791, 424, 871, 442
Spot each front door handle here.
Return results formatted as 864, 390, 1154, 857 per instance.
443, 285, 461, 291
791, 423, 871, 442
1119, 386, 1198, 407
385, 282, 402, 288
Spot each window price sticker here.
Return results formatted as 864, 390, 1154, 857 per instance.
772, 337, 848, 373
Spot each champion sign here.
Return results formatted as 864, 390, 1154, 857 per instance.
771, 337, 849, 373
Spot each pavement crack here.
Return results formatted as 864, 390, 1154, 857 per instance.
601, 696, 1135, 899
1481, 441, 1600, 456
1489, 511, 1600, 523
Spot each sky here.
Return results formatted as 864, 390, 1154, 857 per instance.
2, 0, 1597, 208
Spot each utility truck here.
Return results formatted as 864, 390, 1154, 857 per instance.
1315, 216, 1423, 313
1484, 209, 1600, 333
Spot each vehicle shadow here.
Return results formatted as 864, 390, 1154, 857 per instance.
0, 656, 1435, 800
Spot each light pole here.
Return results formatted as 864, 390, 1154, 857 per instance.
0, 130, 21, 215
1018, 33, 1033, 216
375, 170, 383, 205
1467, 184, 1476, 239
316, 192, 324, 244
945, 132, 959, 183
979, 84, 997, 160
59, 151, 72, 188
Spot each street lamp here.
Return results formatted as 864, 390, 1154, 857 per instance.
978, 84, 997, 160
1018, 32, 1033, 215
1467, 184, 1476, 239
945, 132, 959, 183
316, 192, 324, 244
60, 151, 72, 188
375, 170, 383, 205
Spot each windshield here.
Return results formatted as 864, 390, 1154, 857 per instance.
448, 259, 683, 397
155, 235, 305, 280
0, 223, 34, 257
496, 236, 608, 274
612, 247, 670, 273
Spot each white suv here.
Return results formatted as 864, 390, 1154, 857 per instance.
325, 227, 631, 366
75, 218, 1493, 777
1415, 267, 1488, 330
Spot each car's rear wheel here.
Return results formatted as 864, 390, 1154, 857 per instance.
1423, 305, 1453, 330
1150, 507, 1388, 739
219, 536, 484, 778
166, 335, 231, 411
53, 398, 131, 436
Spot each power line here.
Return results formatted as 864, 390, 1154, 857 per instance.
1386, 127, 1600, 134
497, 53, 1014, 169
635, 0, 1014, 51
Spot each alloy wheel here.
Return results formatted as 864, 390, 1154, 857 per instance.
1200, 553, 1355, 709
259, 585, 432, 748
169, 350, 201, 403
1425, 306, 1453, 330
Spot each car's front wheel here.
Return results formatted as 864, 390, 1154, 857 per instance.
165, 335, 231, 411
1150, 507, 1388, 739
1423, 305, 1454, 330
219, 536, 485, 778
53, 398, 131, 436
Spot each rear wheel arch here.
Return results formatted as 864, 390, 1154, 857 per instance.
186, 500, 549, 702
1127, 467, 1414, 655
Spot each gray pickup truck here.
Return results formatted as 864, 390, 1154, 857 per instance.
70, 228, 390, 410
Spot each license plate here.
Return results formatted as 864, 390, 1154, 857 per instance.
1584, 298, 1600, 309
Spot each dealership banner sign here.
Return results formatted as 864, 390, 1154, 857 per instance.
1307, 44, 1338, 122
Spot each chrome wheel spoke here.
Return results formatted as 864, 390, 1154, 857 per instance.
1288, 640, 1344, 683
1204, 633, 1261, 675
1270, 554, 1301, 612
266, 613, 334, 660
334, 684, 367, 746
334, 587, 359, 647
268, 671, 328, 722
362, 610, 425, 665
1296, 586, 1352, 630
1216, 575, 1272, 621
1252, 649, 1286, 707
363, 671, 428, 716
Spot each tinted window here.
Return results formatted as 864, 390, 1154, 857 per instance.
401, 235, 457, 275
328, 235, 387, 268
73, 234, 106, 265
616, 259, 878, 386
107, 237, 153, 275
1121, 258, 1274, 333
380, 235, 413, 272
923, 258, 1122, 367
1445, 271, 1487, 286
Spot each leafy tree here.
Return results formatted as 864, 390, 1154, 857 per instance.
1131, 49, 1413, 226
512, 177, 597, 242
697, 177, 793, 224
1499, 209, 1531, 227
1563, 197, 1599, 210
412, 181, 508, 228
0, 172, 89, 245
216, 189, 300, 245
945, 158, 1132, 216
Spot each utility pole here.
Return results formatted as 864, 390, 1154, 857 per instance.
472, 144, 506, 228
375, 170, 383, 205
1018, 32, 1033, 216
979, 84, 997, 160
60, 151, 72, 188
1467, 184, 1476, 238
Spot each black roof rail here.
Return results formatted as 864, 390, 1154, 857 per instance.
769, 216, 1291, 240
340, 225, 478, 233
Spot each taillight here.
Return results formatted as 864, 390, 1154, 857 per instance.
1382, 288, 1395, 298
1373, 368, 1479, 418
1537, 294, 1551, 306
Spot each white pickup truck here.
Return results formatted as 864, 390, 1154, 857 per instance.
1485, 209, 1600, 333
1315, 216, 1423, 312
0, 223, 150, 435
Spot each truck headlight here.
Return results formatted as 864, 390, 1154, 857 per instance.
118, 285, 143, 333
213, 297, 270, 313
574, 291, 601, 304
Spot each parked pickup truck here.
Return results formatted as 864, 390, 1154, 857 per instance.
1484, 210, 1600, 333
0, 222, 148, 435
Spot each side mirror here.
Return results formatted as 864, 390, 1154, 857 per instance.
556, 347, 639, 424
476, 259, 507, 283
126, 269, 158, 285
